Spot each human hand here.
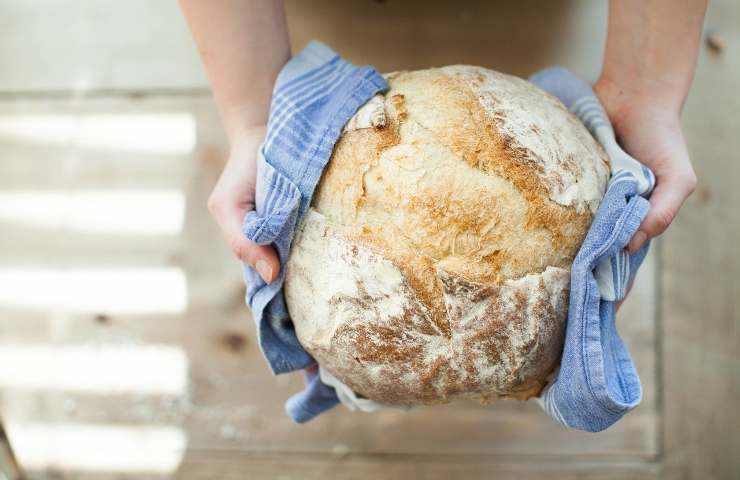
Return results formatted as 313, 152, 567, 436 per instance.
207, 126, 280, 284
594, 78, 697, 254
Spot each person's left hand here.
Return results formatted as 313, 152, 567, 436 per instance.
594, 78, 697, 254
595, 77, 697, 311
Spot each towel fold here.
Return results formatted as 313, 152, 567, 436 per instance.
529, 67, 654, 431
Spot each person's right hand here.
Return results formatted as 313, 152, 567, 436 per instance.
207, 125, 280, 284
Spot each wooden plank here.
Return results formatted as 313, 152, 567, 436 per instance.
0, 1, 609, 95
20, 455, 661, 480
175, 453, 661, 480
660, 1, 740, 478
285, 0, 608, 80
0, 1, 207, 93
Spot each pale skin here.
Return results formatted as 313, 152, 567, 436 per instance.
179, 0, 706, 287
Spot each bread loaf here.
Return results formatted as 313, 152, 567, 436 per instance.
284, 66, 609, 405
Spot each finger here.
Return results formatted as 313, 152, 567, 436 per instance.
208, 197, 281, 283
627, 171, 696, 253
225, 217, 280, 283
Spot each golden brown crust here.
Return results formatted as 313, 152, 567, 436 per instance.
285, 213, 570, 405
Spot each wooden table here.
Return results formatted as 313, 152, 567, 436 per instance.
0, 1, 736, 478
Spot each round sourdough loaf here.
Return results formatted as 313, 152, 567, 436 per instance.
284, 65, 610, 406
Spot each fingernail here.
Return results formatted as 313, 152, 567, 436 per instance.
255, 259, 273, 284
628, 231, 647, 253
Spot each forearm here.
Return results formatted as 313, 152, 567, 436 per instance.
599, 0, 707, 116
179, 0, 290, 142
594, 0, 704, 253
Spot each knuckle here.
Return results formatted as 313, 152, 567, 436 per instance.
206, 193, 222, 216
653, 208, 675, 232
673, 170, 698, 194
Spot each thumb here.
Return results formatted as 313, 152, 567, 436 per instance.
209, 199, 281, 284
627, 171, 696, 253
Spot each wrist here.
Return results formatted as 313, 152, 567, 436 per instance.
229, 124, 267, 150
223, 107, 268, 146
594, 75, 682, 133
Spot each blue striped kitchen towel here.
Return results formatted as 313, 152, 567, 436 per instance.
241, 41, 388, 423
529, 67, 655, 432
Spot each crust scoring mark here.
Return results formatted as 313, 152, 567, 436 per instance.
443, 65, 610, 215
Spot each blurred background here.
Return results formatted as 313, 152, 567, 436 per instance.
0, 1, 737, 479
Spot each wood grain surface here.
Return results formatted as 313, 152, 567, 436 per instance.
0, 1, 736, 479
